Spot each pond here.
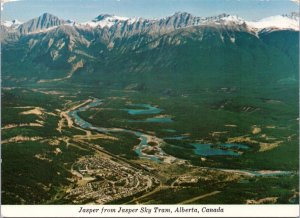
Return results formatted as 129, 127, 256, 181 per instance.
128, 117, 173, 123
192, 143, 249, 156
122, 104, 162, 115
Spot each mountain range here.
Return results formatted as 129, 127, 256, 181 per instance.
2, 12, 299, 33
1, 12, 299, 90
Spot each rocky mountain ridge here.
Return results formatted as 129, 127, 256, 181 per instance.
1, 12, 298, 89
2, 11, 299, 37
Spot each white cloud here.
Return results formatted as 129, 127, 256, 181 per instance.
1, 0, 21, 11
291, 0, 300, 5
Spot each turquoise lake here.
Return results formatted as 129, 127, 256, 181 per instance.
122, 104, 162, 115
192, 143, 249, 156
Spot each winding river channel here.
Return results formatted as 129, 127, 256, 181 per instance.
68, 98, 175, 163
68, 98, 294, 177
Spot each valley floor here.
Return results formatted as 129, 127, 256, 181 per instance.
1, 86, 299, 204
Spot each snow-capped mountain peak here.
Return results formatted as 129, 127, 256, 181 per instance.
2, 19, 22, 28
2, 12, 299, 38
82, 14, 129, 28
197, 13, 246, 25
220, 14, 246, 25
246, 14, 299, 31
78, 12, 299, 32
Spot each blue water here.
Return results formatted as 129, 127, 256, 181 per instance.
192, 143, 241, 156
123, 103, 172, 123
147, 117, 172, 123
122, 104, 162, 115
128, 117, 173, 123
68, 99, 163, 162
68, 99, 103, 130
67, 99, 293, 176
220, 143, 249, 150
69, 101, 245, 158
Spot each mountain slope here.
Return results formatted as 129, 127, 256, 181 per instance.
17, 13, 66, 34
1, 12, 299, 89
247, 14, 299, 31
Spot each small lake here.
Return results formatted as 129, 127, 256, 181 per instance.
220, 143, 249, 150
192, 143, 249, 156
122, 104, 162, 115
128, 117, 173, 123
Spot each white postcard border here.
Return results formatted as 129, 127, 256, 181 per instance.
1, 205, 299, 217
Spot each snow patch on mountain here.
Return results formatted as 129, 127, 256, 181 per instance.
198, 14, 246, 26
80, 12, 298, 32
246, 15, 299, 31
220, 15, 245, 25
2, 19, 22, 28
3, 12, 299, 36
82, 14, 129, 28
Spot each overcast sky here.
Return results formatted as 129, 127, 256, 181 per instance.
1, 0, 299, 22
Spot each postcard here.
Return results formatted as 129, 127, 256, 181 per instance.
0, 0, 299, 217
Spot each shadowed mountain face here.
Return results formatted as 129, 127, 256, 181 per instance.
17, 13, 66, 35
1, 12, 299, 90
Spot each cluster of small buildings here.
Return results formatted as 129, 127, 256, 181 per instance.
66, 155, 157, 204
